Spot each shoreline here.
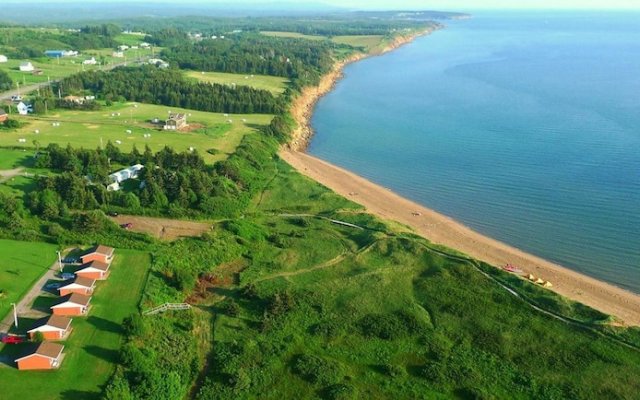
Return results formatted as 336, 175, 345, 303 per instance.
280, 27, 640, 326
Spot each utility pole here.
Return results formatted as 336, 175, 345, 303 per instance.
11, 303, 18, 328
57, 250, 63, 273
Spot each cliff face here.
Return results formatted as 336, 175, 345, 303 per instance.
287, 25, 442, 151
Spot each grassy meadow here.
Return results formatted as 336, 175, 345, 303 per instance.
0, 240, 57, 321
0, 102, 273, 163
0, 249, 151, 400
185, 71, 290, 95
260, 31, 387, 51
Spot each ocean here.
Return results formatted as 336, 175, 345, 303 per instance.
308, 11, 640, 293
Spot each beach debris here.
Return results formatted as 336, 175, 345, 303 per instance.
527, 274, 536, 281
535, 278, 545, 284
411, 211, 422, 216
543, 281, 553, 288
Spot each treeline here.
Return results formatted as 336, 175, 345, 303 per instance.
0, 24, 119, 58
28, 134, 281, 221
57, 66, 283, 114
161, 34, 334, 89
0, 69, 12, 91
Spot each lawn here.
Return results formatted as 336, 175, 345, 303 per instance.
0, 240, 58, 321
185, 71, 289, 95
0, 148, 33, 170
260, 31, 327, 41
0, 249, 151, 400
0, 102, 273, 163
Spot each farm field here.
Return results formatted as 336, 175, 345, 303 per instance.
185, 71, 289, 95
0, 102, 274, 163
0, 249, 151, 400
260, 31, 327, 41
260, 31, 386, 50
0, 240, 58, 322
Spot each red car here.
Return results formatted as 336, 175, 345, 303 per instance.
1, 334, 25, 344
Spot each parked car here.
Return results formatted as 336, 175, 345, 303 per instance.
62, 257, 78, 264
10, 95, 22, 102
45, 282, 62, 289
60, 273, 75, 280
120, 223, 133, 229
1, 334, 25, 344
108, 211, 119, 217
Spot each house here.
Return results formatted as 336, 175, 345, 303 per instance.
83, 57, 97, 65
27, 315, 72, 340
0, 109, 7, 123
51, 293, 91, 316
19, 62, 34, 72
63, 95, 85, 104
75, 260, 110, 280
118, 45, 129, 51
112, 51, 124, 58
0, 55, 7, 63
107, 164, 144, 191
58, 276, 96, 296
15, 342, 64, 370
164, 113, 188, 130
44, 50, 77, 58
148, 58, 169, 69
79, 245, 115, 264
16, 102, 31, 115
140, 42, 151, 48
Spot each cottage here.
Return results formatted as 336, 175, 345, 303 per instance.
0, 109, 7, 123
17, 102, 31, 115
79, 245, 115, 264
19, 62, 34, 72
75, 260, 110, 280
15, 342, 64, 370
58, 276, 96, 296
83, 57, 98, 65
164, 113, 188, 130
140, 42, 151, 48
44, 50, 77, 58
63, 95, 85, 105
27, 315, 72, 340
51, 293, 91, 316
0, 55, 7, 63
112, 51, 124, 58
118, 45, 129, 51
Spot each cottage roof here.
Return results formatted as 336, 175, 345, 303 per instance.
52, 293, 91, 308
60, 276, 96, 289
16, 342, 64, 362
82, 245, 115, 257
78, 260, 110, 272
168, 113, 186, 121
29, 315, 72, 332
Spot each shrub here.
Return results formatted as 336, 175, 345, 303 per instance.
292, 354, 344, 385
322, 383, 356, 400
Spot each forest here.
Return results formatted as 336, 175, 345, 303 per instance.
57, 66, 284, 114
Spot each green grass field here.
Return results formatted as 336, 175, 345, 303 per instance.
0, 240, 58, 321
186, 71, 289, 95
0, 249, 151, 400
260, 31, 386, 51
260, 31, 327, 41
0, 102, 273, 163
0, 148, 33, 170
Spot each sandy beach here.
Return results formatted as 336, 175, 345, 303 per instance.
280, 29, 640, 326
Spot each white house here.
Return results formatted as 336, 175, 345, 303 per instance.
112, 51, 124, 58
118, 45, 129, 51
83, 57, 97, 65
140, 42, 151, 48
0, 55, 7, 63
19, 62, 35, 72
107, 164, 144, 191
17, 102, 31, 115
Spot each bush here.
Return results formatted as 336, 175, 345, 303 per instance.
357, 313, 407, 340
292, 354, 344, 385
322, 383, 356, 400
220, 299, 241, 317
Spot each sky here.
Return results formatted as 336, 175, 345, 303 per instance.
21, 0, 640, 9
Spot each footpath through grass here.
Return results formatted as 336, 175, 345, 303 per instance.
0, 240, 57, 321
0, 249, 151, 400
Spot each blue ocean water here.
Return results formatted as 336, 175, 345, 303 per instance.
309, 11, 640, 293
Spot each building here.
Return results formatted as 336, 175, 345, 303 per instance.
19, 62, 34, 72
44, 50, 78, 58
75, 260, 110, 280
63, 95, 84, 104
80, 245, 115, 264
51, 293, 91, 316
58, 276, 96, 296
0, 109, 7, 123
112, 51, 124, 58
15, 342, 64, 370
118, 45, 129, 51
0, 55, 7, 63
83, 57, 98, 65
27, 315, 72, 340
140, 42, 151, 48
107, 164, 144, 192
164, 113, 188, 130
16, 102, 31, 115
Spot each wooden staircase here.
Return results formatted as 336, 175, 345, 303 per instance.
143, 303, 191, 316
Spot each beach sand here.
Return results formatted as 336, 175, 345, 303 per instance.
280, 28, 640, 326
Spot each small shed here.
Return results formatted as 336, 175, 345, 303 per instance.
19, 62, 34, 72
0, 55, 8, 63
15, 342, 64, 370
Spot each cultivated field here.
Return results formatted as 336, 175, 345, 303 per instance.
0, 249, 151, 400
0, 102, 273, 163
186, 71, 289, 95
260, 31, 386, 50
111, 215, 212, 240
0, 240, 58, 322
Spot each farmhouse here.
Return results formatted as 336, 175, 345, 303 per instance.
51, 293, 91, 316
0, 109, 7, 123
58, 276, 96, 296
83, 57, 98, 65
148, 58, 169, 69
19, 62, 34, 72
107, 164, 144, 191
164, 113, 188, 130
75, 260, 110, 280
27, 315, 72, 340
80, 244, 115, 264
15, 342, 64, 371
0, 55, 7, 63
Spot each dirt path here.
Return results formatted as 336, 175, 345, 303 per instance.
0, 168, 24, 183
111, 215, 212, 240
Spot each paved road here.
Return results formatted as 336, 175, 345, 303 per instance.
0, 57, 149, 102
0, 259, 64, 332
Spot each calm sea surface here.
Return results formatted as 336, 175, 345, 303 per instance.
309, 11, 640, 293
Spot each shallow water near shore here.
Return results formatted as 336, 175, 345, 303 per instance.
309, 11, 640, 293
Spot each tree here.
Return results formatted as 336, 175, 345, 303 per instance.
0, 69, 12, 91
32, 331, 45, 343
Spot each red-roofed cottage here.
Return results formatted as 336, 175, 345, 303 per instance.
80, 245, 114, 264
51, 293, 91, 316
27, 315, 72, 340
15, 342, 64, 370
58, 276, 96, 296
75, 260, 110, 280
